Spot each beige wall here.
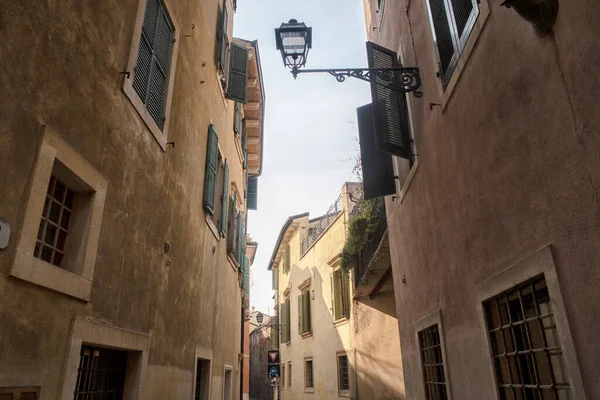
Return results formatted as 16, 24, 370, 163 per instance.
0, 0, 251, 398
363, 0, 600, 398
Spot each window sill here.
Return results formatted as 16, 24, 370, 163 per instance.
216, 72, 229, 110
285, 341, 291, 347
305, 387, 314, 393
205, 214, 221, 241
300, 331, 313, 339
334, 318, 349, 327
338, 390, 351, 398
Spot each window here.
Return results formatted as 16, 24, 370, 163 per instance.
11, 129, 107, 301
282, 243, 291, 274
75, 345, 128, 398
484, 276, 572, 399
223, 367, 233, 400
288, 362, 292, 389
203, 125, 230, 238
194, 358, 211, 400
216, 1, 229, 75
0, 387, 39, 400
332, 269, 350, 321
337, 354, 350, 394
281, 365, 285, 388
298, 286, 312, 336
425, 0, 479, 89
418, 324, 449, 400
280, 296, 291, 343
304, 359, 314, 390
233, 102, 242, 134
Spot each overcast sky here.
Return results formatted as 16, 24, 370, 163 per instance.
233, 0, 370, 315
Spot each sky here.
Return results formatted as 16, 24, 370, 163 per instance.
233, 0, 371, 315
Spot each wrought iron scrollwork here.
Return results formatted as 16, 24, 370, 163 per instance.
292, 67, 422, 97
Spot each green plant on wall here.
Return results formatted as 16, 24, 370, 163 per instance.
341, 198, 382, 272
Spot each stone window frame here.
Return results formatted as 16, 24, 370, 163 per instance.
419, 0, 490, 109
414, 310, 453, 400
191, 346, 213, 400
303, 357, 314, 393
10, 127, 107, 301
476, 246, 587, 400
287, 362, 292, 390
222, 365, 234, 400
60, 317, 149, 400
336, 351, 351, 397
122, 0, 180, 151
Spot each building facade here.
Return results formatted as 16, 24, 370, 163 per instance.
248, 311, 272, 400
360, 0, 600, 398
269, 183, 404, 400
0, 0, 264, 399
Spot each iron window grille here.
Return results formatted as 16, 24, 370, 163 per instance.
484, 275, 572, 399
338, 354, 350, 392
288, 362, 292, 388
35, 176, 75, 268
305, 359, 314, 388
418, 324, 449, 400
74, 345, 128, 399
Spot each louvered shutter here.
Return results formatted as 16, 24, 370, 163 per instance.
297, 294, 304, 334
133, 0, 174, 129
271, 313, 279, 348
366, 42, 413, 160
357, 103, 396, 200
236, 213, 244, 263
218, 4, 228, 70
272, 269, 277, 290
243, 257, 249, 295
247, 176, 258, 210
203, 125, 219, 215
284, 243, 291, 273
330, 273, 336, 318
303, 292, 311, 332
342, 272, 350, 319
286, 299, 291, 342
227, 43, 249, 103
219, 160, 229, 236
242, 119, 247, 169
227, 193, 237, 253
234, 102, 242, 134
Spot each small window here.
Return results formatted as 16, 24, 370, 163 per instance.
298, 287, 312, 335
223, 368, 233, 400
332, 269, 351, 321
288, 362, 292, 389
425, 0, 479, 89
484, 276, 572, 399
337, 354, 350, 393
281, 364, 285, 388
418, 324, 449, 400
194, 358, 211, 400
281, 296, 291, 343
304, 359, 314, 389
0, 387, 40, 400
75, 345, 129, 398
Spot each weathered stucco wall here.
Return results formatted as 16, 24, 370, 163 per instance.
0, 0, 247, 398
249, 326, 272, 400
364, 0, 600, 398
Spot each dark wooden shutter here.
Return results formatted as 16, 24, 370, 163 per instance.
234, 102, 242, 134
298, 294, 304, 334
247, 176, 258, 210
227, 192, 237, 253
133, 0, 173, 129
227, 43, 249, 103
341, 272, 350, 319
236, 212, 244, 262
427, 0, 458, 84
366, 42, 413, 160
203, 125, 219, 215
285, 299, 291, 342
330, 273, 337, 318
303, 292, 311, 332
242, 119, 247, 169
218, 4, 228, 70
219, 159, 229, 236
357, 103, 396, 200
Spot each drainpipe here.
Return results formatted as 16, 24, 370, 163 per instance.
240, 303, 244, 400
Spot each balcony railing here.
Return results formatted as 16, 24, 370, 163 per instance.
301, 194, 343, 255
352, 197, 387, 290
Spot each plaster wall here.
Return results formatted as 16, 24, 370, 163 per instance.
0, 0, 247, 398
364, 0, 600, 398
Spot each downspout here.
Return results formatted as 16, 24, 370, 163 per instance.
240, 300, 244, 400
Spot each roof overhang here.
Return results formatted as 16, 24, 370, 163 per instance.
267, 212, 309, 271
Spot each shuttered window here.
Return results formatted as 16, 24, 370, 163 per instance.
227, 43, 249, 103
425, 0, 479, 88
242, 255, 250, 295
357, 103, 396, 199
219, 160, 229, 236
227, 192, 237, 253
234, 102, 242, 134
247, 176, 258, 210
235, 212, 244, 263
298, 289, 312, 335
241, 119, 248, 169
203, 125, 219, 215
280, 298, 291, 343
332, 269, 351, 321
366, 42, 413, 161
0, 388, 39, 400
217, 3, 228, 71
282, 243, 290, 273
133, 0, 174, 129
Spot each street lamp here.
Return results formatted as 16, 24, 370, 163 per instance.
256, 311, 264, 326
275, 20, 422, 96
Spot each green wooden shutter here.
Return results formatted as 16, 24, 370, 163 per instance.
227, 192, 237, 253
366, 42, 413, 160
342, 272, 351, 319
234, 102, 242, 134
242, 119, 247, 169
203, 125, 219, 215
243, 256, 249, 295
217, 4, 228, 70
286, 299, 291, 342
298, 294, 304, 334
283, 243, 290, 273
303, 291, 311, 332
219, 160, 229, 236
330, 273, 336, 319
133, 0, 174, 130
226, 43, 249, 103
272, 269, 278, 291
235, 213, 244, 263
247, 177, 258, 210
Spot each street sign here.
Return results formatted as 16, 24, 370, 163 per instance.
268, 350, 280, 364
269, 365, 280, 378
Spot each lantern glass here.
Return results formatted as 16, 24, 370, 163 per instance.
275, 19, 312, 69
256, 311, 264, 325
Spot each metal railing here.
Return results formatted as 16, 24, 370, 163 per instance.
352, 197, 387, 289
300, 194, 343, 255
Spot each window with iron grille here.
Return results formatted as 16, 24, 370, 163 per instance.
34, 176, 75, 268
132, 0, 174, 129
337, 354, 350, 393
304, 359, 314, 389
74, 345, 128, 399
418, 324, 449, 400
281, 365, 285, 388
484, 276, 572, 400
425, 0, 479, 89
288, 362, 292, 389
